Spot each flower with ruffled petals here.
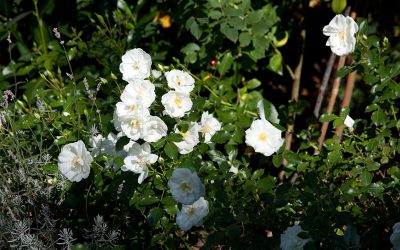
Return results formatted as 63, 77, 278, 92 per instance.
280, 225, 311, 250
119, 110, 150, 140
122, 142, 158, 184
391, 222, 400, 250
174, 122, 200, 154
58, 140, 93, 182
176, 197, 209, 231
142, 116, 168, 142
161, 91, 192, 118
168, 168, 205, 205
119, 48, 152, 81
323, 14, 359, 56
120, 79, 156, 108
165, 69, 195, 93
245, 119, 283, 156
200, 112, 221, 143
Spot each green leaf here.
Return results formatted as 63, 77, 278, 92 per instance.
116, 136, 130, 151
332, 0, 347, 14
327, 150, 342, 165
371, 108, 388, 126
208, 10, 222, 19
360, 171, 372, 186
319, 113, 337, 122
336, 66, 353, 78
217, 52, 234, 76
148, 207, 163, 229
190, 20, 202, 40
247, 78, 261, 89
139, 196, 160, 206
268, 52, 283, 75
211, 130, 231, 144
367, 162, 380, 171
251, 169, 264, 180
257, 176, 275, 193
164, 142, 178, 160
239, 32, 251, 47
207, 150, 226, 165
220, 23, 238, 43
246, 10, 263, 25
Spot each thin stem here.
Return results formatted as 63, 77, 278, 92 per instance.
318, 56, 347, 148
314, 53, 336, 117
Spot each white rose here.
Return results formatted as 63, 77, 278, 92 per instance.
168, 168, 205, 205
142, 115, 168, 142
165, 69, 195, 93
344, 115, 355, 132
280, 225, 311, 250
200, 111, 221, 143
119, 48, 152, 81
120, 79, 156, 108
58, 140, 93, 182
176, 197, 209, 231
245, 119, 284, 156
122, 142, 158, 184
119, 110, 150, 141
161, 91, 192, 118
174, 122, 200, 154
323, 14, 359, 56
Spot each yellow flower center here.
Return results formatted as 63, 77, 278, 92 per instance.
175, 76, 181, 86
129, 105, 136, 113
180, 182, 191, 191
174, 97, 182, 106
72, 156, 83, 168
338, 31, 346, 40
258, 133, 268, 141
187, 207, 196, 216
132, 63, 140, 70
130, 120, 140, 129
203, 124, 211, 133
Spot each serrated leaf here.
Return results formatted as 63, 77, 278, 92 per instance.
371, 108, 387, 126
164, 142, 178, 160
360, 171, 372, 186
268, 52, 283, 75
190, 20, 202, 40
239, 32, 251, 47
336, 66, 353, 78
319, 113, 337, 122
148, 207, 163, 229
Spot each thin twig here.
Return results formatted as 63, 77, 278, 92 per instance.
318, 55, 346, 148
314, 53, 336, 117
279, 29, 306, 182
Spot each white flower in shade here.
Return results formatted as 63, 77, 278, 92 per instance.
245, 119, 284, 156
344, 115, 355, 132
89, 133, 118, 157
161, 91, 192, 118
142, 116, 168, 142
200, 111, 221, 143
176, 197, 209, 231
122, 142, 158, 184
323, 14, 359, 56
113, 110, 123, 132
168, 168, 205, 205
391, 222, 400, 250
280, 225, 311, 250
119, 48, 152, 81
174, 122, 200, 154
119, 110, 150, 140
58, 140, 93, 182
120, 79, 156, 108
165, 69, 195, 93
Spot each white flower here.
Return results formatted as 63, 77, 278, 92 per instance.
344, 115, 355, 132
391, 222, 400, 250
161, 91, 192, 118
168, 168, 205, 205
245, 119, 284, 156
200, 111, 221, 143
119, 48, 152, 81
89, 133, 118, 157
116, 101, 148, 119
176, 197, 209, 231
122, 142, 158, 184
280, 225, 311, 250
113, 110, 123, 132
142, 116, 168, 142
174, 122, 200, 154
323, 14, 359, 56
119, 110, 150, 140
58, 140, 93, 182
120, 79, 156, 108
165, 69, 195, 93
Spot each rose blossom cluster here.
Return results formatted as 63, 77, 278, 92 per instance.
168, 168, 209, 231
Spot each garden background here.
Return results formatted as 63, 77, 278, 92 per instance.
0, 0, 399, 249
